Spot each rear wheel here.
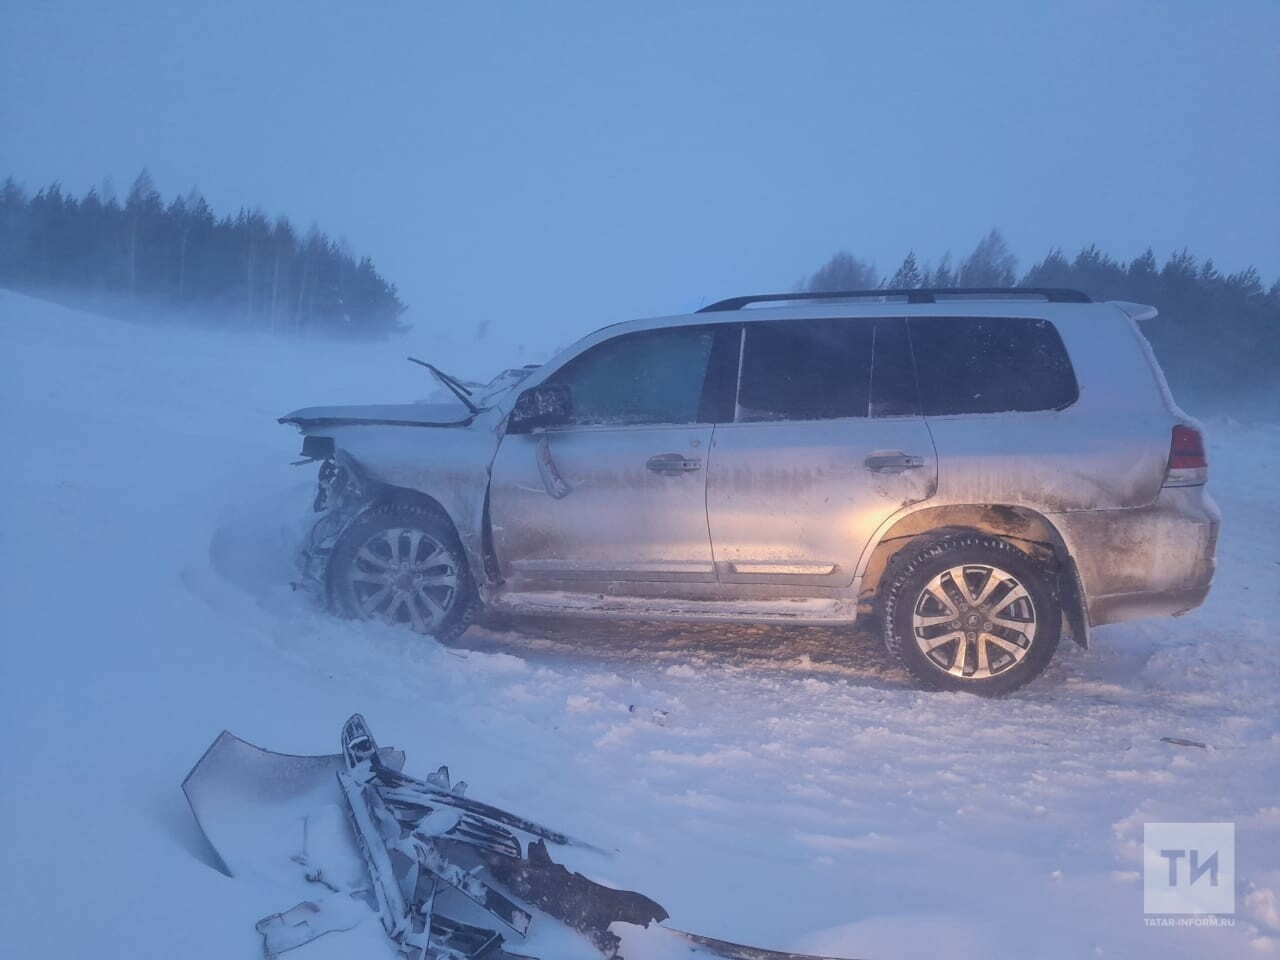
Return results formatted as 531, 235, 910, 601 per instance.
328, 501, 477, 642
882, 535, 1061, 695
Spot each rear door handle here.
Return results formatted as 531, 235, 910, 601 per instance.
647, 453, 703, 475
864, 452, 925, 472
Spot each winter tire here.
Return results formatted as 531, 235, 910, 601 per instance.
328, 501, 477, 642
882, 535, 1061, 696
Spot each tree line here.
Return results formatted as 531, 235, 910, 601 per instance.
0, 171, 406, 338
2, 174, 1274, 401
802, 229, 1280, 410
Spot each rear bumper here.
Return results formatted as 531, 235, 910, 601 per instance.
1053, 487, 1220, 627
1086, 580, 1214, 627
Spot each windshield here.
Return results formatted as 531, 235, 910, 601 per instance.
476, 364, 540, 405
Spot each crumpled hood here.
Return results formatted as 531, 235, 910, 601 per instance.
279, 402, 474, 429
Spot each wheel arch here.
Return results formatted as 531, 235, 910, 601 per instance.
330, 448, 490, 591
325, 494, 480, 641
857, 503, 1089, 647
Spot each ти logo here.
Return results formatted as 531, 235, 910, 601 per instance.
1158, 847, 1219, 887
1144, 822, 1235, 915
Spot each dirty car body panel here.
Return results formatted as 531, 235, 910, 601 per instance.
490, 424, 719, 583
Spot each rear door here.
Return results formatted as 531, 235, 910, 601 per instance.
489, 323, 739, 585
705, 317, 937, 587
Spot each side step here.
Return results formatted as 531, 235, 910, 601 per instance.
488, 591, 857, 624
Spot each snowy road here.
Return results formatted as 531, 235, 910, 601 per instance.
2, 289, 1277, 958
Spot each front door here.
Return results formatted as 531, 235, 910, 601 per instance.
490, 324, 738, 585
706, 317, 937, 587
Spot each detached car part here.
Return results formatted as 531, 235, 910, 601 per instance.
183, 714, 851, 960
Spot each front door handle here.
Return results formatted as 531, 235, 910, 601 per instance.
864, 452, 925, 472
646, 453, 702, 475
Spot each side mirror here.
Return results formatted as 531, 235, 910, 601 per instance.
508, 384, 572, 433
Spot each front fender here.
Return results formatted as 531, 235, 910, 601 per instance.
309, 420, 501, 589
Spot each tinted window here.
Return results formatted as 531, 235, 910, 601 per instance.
869, 318, 920, 417
547, 326, 716, 425
738, 318, 872, 421
909, 316, 1078, 415
737, 318, 919, 421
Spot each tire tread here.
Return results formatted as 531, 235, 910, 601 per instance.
881, 534, 1061, 696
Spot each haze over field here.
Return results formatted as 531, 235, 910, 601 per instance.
3, 2, 1279, 957
3, 1, 1277, 349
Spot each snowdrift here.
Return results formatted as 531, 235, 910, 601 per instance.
1, 288, 1278, 959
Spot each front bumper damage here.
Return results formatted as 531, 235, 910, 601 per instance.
294, 455, 370, 600
183, 715, 852, 960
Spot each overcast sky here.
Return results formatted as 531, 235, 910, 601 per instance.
3, 0, 1277, 357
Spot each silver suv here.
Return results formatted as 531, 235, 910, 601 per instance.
281, 288, 1219, 695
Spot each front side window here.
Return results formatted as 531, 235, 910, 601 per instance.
546, 326, 717, 425
909, 316, 1078, 415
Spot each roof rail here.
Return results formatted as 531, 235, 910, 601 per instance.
697, 287, 1092, 312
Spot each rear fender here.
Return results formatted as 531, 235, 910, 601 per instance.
857, 504, 1089, 648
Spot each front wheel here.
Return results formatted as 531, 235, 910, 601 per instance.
882, 535, 1061, 696
328, 501, 478, 642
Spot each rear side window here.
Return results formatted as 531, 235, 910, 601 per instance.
736, 317, 919, 421
908, 316, 1078, 415
869, 318, 920, 417
738, 318, 872, 421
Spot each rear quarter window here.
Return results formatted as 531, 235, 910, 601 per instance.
908, 316, 1078, 415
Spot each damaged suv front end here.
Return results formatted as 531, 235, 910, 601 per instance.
279, 369, 532, 634
293, 447, 374, 599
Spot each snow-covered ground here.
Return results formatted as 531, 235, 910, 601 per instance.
1, 288, 1277, 959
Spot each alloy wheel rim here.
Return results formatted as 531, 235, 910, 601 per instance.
347, 527, 458, 633
910, 563, 1037, 679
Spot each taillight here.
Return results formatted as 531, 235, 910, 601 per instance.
1169, 425, 1206, 468
1164, 424, 1207, 486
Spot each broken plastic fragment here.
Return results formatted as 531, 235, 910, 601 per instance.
255, 895, 367, 958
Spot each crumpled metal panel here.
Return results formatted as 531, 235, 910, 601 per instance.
181, 730, 403, 877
